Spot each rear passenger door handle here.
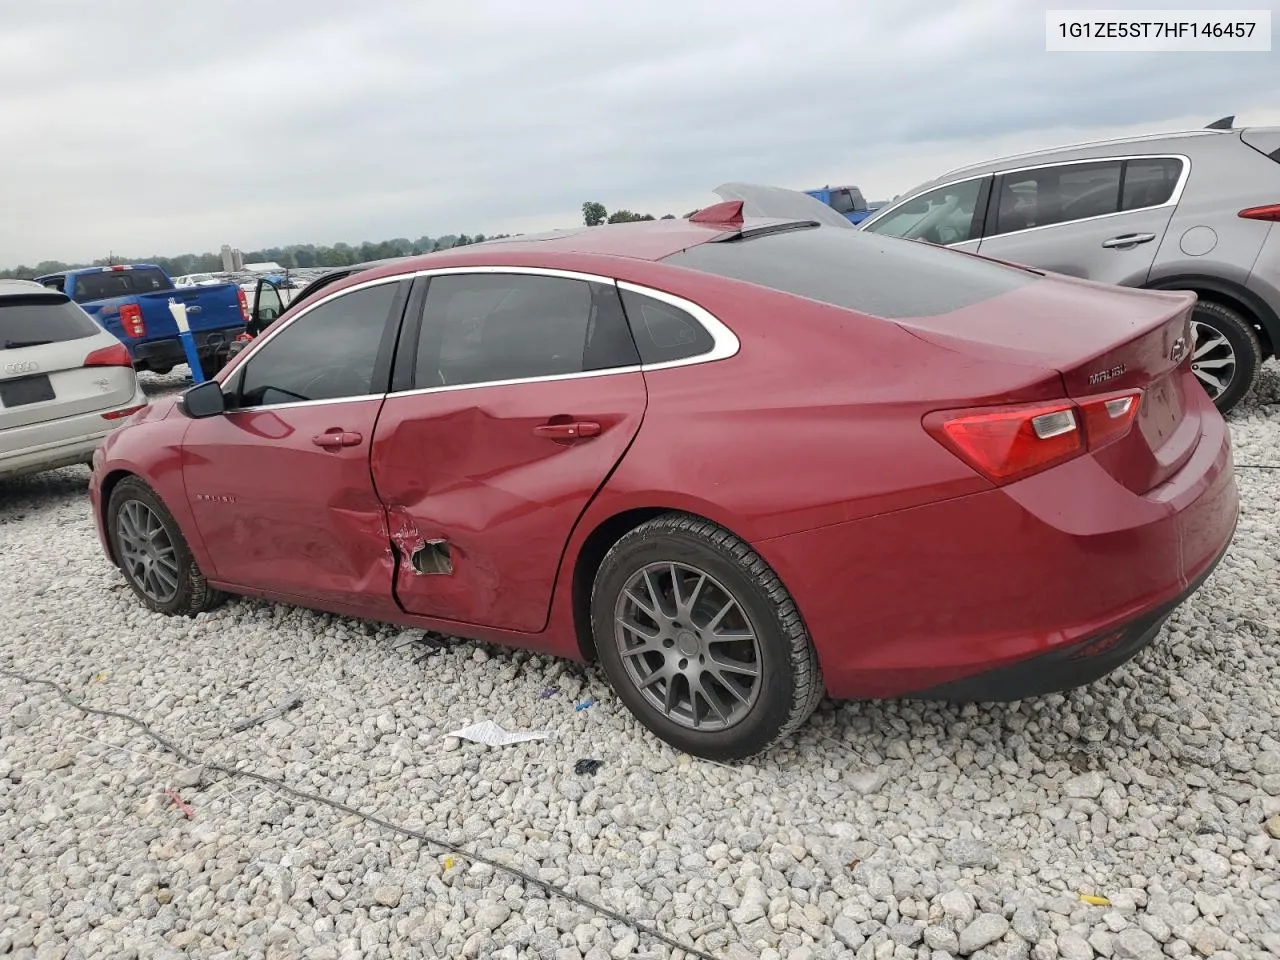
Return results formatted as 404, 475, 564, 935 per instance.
312, 430, 363, 449
534, 421, 601, 441
1101, 233, 1156, 249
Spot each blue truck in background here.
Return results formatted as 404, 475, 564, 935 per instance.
804, 185, 886, 224
34, 264, 248, 379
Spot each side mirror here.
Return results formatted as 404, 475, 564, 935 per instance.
180, 379, 227, 419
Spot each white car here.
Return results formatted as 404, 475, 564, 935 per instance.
1, 279, 149, 481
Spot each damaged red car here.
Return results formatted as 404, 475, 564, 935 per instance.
89, 201, 1238, 760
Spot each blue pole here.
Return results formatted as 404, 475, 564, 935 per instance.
179, 330, 204, 383
169, 298, 205, 383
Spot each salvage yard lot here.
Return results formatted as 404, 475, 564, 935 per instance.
1, 369, 1278, 960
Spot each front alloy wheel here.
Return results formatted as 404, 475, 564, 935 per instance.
107, 476, 226, 617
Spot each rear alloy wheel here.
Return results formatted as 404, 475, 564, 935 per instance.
1189, 301, 1262, 414
107, 476, 226, 617
591, 514, 823, 761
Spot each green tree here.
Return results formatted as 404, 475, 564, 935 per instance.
661, 214, 676, 220
582, 201, 607, 227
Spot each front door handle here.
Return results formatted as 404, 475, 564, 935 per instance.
533, 420, 601, 441
311, 430, 363, 448
1101, 233, 1156, 249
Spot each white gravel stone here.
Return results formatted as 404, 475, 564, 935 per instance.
0, 368, 1278, 958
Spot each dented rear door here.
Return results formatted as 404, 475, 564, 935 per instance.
370, 271, 647, 633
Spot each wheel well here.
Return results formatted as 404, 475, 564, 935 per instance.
1146, 278, 1276, 359
97, 469, 136, 566
570, 507, 677, 662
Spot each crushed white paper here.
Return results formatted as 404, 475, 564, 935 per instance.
445, 719, 552, 747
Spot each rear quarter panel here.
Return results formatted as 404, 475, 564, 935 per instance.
578, 268, 1068, 544
1150, 138, 1280, 289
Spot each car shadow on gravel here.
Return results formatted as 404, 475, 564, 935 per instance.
0, 465, 91, 518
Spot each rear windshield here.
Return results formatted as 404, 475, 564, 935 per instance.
661, 226, 1037, 318
70, 267, 173, 303
1, 295, 102, 347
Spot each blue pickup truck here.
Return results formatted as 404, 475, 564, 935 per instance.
34, 264, 248, 378
804, 185, 886, 225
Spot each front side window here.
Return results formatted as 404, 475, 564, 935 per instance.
993, 160, 1123, 235
862, 179, 987, 245
236, 282, 398, 407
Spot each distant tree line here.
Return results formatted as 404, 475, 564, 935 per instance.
0, 232, 513, 280
582, 202, 680, 226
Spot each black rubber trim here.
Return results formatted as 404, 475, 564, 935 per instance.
905, 535, 1233, 703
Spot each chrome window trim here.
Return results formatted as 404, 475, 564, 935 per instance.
860, 154, 1191, 243
932, 131, 1216, 183
219, 265, 740, 412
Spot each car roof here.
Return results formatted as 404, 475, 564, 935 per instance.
0, 279, 58, 299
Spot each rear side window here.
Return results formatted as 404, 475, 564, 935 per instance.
618, 288, 715, 364
662, 226, 1036, 319
70, 268, 172, 303
1121, 158, 1182, 210
1, 294, 101, 347
413, 273, 639, 389
994, 160, 1123, 235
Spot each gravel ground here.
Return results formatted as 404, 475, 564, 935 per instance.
2, 366, 1279, 960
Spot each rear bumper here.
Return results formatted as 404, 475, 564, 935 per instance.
0, 389, 147, 481
754, 384, 1239, 701
907, 533, 1230, 701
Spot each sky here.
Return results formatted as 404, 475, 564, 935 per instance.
2, 0, 1278, 267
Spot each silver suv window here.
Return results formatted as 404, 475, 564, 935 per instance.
993, 160, 1124, 235
862, 178, 987, 245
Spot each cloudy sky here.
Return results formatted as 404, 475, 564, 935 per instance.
3, 0, 1278, 267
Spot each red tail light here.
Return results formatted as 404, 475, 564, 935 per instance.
237, 287, 249, 322
925, 389, 1142, 485
119, 303, 146, 338
84, 343, 133, 367
102, 404, 147, 420
1077, 390, 1142, 449
1238, 204, 1280, 222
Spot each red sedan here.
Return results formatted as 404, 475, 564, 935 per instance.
88, 203, 1238, 760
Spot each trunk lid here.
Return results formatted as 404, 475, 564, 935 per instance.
895, 273, 1199, 493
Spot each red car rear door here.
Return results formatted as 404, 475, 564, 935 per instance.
182, 278, 409, 609
370, 269, 647, 633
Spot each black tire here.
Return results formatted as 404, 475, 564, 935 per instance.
148, 364, 173, 376
1190, 300, 1262, 414
107, 476, 226, 617
590, 513, 823, 761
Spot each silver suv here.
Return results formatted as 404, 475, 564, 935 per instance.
859, 119, 1280, 412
